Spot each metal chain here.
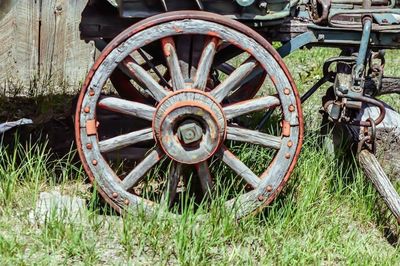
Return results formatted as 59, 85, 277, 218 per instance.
357, 117, 377, 154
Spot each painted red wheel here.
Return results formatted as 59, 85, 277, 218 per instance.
75, 11, 303, 218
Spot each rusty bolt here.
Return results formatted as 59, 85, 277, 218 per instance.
86, 143, 93, 150
288, 105, 295, 112
112, 192, 118, 198
124, 199, 130, 205
284, 88, 291, 95
177, 121, 203, 144
285, 153, 291, 159
287, 140, 293, 148
266, 185, 273, 192
89, 90, 95, 96
258, 195, 265, 201
92, 160, 98, 166
84, 107, 90, 113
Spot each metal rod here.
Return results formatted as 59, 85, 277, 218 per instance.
300, 76, 330, 103
138, 49, 171, 88
354, 14, 372, 78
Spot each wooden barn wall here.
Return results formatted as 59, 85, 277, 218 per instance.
0, 0, 95, 94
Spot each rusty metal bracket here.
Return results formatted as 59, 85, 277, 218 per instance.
86, 120, 97, 136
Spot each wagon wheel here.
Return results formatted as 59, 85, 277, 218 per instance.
75, 11, 303, 218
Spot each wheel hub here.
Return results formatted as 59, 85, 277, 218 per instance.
153, 90, 226, 164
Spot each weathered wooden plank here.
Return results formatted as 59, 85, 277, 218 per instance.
227, 127, 282, 149
365, 77, 400, 96
0, 0, 40, 88
99, 128, 154, 153
40, 0, 95, 87
98, 96, 156, 120
223, 96, 280, 120
359, 149, 400, 223
0, 0, 95, 91
211, 59, 258, 102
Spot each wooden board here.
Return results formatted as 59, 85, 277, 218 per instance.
359, 149, 400, 223
40, 0, 95, 88
0, 0, 95, 94
0, 0, 40, 89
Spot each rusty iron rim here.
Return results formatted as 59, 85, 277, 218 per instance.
75, 11, 304, 218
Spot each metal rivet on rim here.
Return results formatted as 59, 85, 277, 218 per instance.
267, 185, 273, 192
287, 140, 293, 148
124, 199, 130, 205
258, 195, 265, 201
89, 90, 95, 96
284, 88, 290, 95
92, 160, 98, 166
84, 107, 90, 113
285, 153, 291, 159
288, 105, 295, 112
112, 192, 118, 199
86, 143, 93, 150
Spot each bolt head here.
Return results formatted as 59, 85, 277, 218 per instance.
177, 121, 203, 144
287, 140, 293, 148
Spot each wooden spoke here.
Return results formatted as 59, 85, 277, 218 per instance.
211, 59, 258, 102
121, 149, 165, 190
227, 127, 282, 150
195, 161, 214, 195
98, 97, 156, 121
193, 37, 220, 91
161, 162, 182, 208
223, 96, 280, 120
99, 128, 154, 153
125, 61, 169, 101
218, 146, 260, 188
162, 37, 186, 91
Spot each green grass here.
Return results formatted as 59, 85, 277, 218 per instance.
0, 48, 399, 265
